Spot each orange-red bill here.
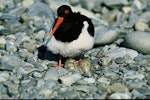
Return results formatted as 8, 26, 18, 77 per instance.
49, 17, 64, 38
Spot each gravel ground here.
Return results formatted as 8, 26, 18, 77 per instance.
0, 0, 150, 99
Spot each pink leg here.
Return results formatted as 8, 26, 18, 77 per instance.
53, 55, 63, 68
77, 58, 82, 64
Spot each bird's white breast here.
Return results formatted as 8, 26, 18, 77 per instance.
47, 21, 94, 57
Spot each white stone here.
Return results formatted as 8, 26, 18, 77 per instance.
109, 92, 131, 99
0, 72, 10, 82
94, 26, 119, 45
22, 0, 34, 8
123, 74, 145, 80
35, 30, 46, 40
58, 73, 81, 86
103, 46, 138, 59
122, 6, 132, 13
83, 78, 95, 84
0, 37, 6, 45
97, 77, 110, 85
135, 21, 149, 31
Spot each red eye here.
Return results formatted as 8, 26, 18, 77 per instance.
65, 10, 69, 14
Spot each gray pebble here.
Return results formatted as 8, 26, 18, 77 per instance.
109, 92, 131, 99
44, 67, 69, 80
107, 83, 129, 93
0, 37, 6, 49
1, 55, 22, 71
124, 32, 150, 54
28, 2, 54, 20
103, 0, 129, 7
6, 41, 17, 52
60, 90, 80, 99
58, 73, 81, 86
114, 57, 124, 64
72, 85, 97, 93
17, 63, 36, 75
0, 71, 10, 82
32, 71, 42, 78
94, 26, 120, 46
135, 21, 149, 31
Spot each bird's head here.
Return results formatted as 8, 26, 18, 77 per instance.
57, 5, 73, 18
49, 5, 73, 38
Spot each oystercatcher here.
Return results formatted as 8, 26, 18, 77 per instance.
37, 5, 94, 68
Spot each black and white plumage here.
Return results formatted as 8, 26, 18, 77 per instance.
38, 5, 94, 68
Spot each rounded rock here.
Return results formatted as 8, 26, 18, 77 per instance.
107, 83, 129, 93
114, 57, 124, 64
0, 72, 10, 82
135, 21, 149, 31
35, 30, 46, 41
22, 0, 34, 8
6, 41, 17, 52
28, 2, 54, 20
0, 37, 6, 49
58, 73, 81, 86
23, 42, 36, 53
109, 92, 131, 99
124, 32, 150, 54
94, 26, 120, 46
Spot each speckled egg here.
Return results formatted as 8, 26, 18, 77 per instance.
64, 59, 79, 72
79, 58, 92, 72
64, 58, 92, 73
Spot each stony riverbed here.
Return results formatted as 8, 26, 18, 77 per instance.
0, 0, 150, 99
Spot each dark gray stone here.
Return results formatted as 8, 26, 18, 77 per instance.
114, 57, 125, 64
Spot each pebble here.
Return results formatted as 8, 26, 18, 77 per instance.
83, 77, 95, 84
109, 92, 131, 99
114, 57, 124, 64
122, 6, 132, 13
7, 84, 19, 97
28, 2, 54, 20
107, 83, 129, 93
123, 74, 145, 80
103, 0, 129, 7
0, 37, 6, 49
17, 63, 36, 75
135, 21, 149, 31
72, 85, 97, 93
44, 67, 69, 80
1, 55, 22, 71
103, 46, 138, 59
98, 56, 112, 66
6, 41, 17, 52
22, 0, 34, 8
124, 32, 150, 54
38, 89, 53, 98
58, 73, 81, 86
35, 30, 46, 41
0, 71, 10, 82
94, 26, 119, 45
132, 89, 146, 99
23, 42, 36, 53
9, 6, 26, 17
123, 54, 134, 64
32, 71, 42, 78
60, 90, 80, 99
97, 77, 111, 85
